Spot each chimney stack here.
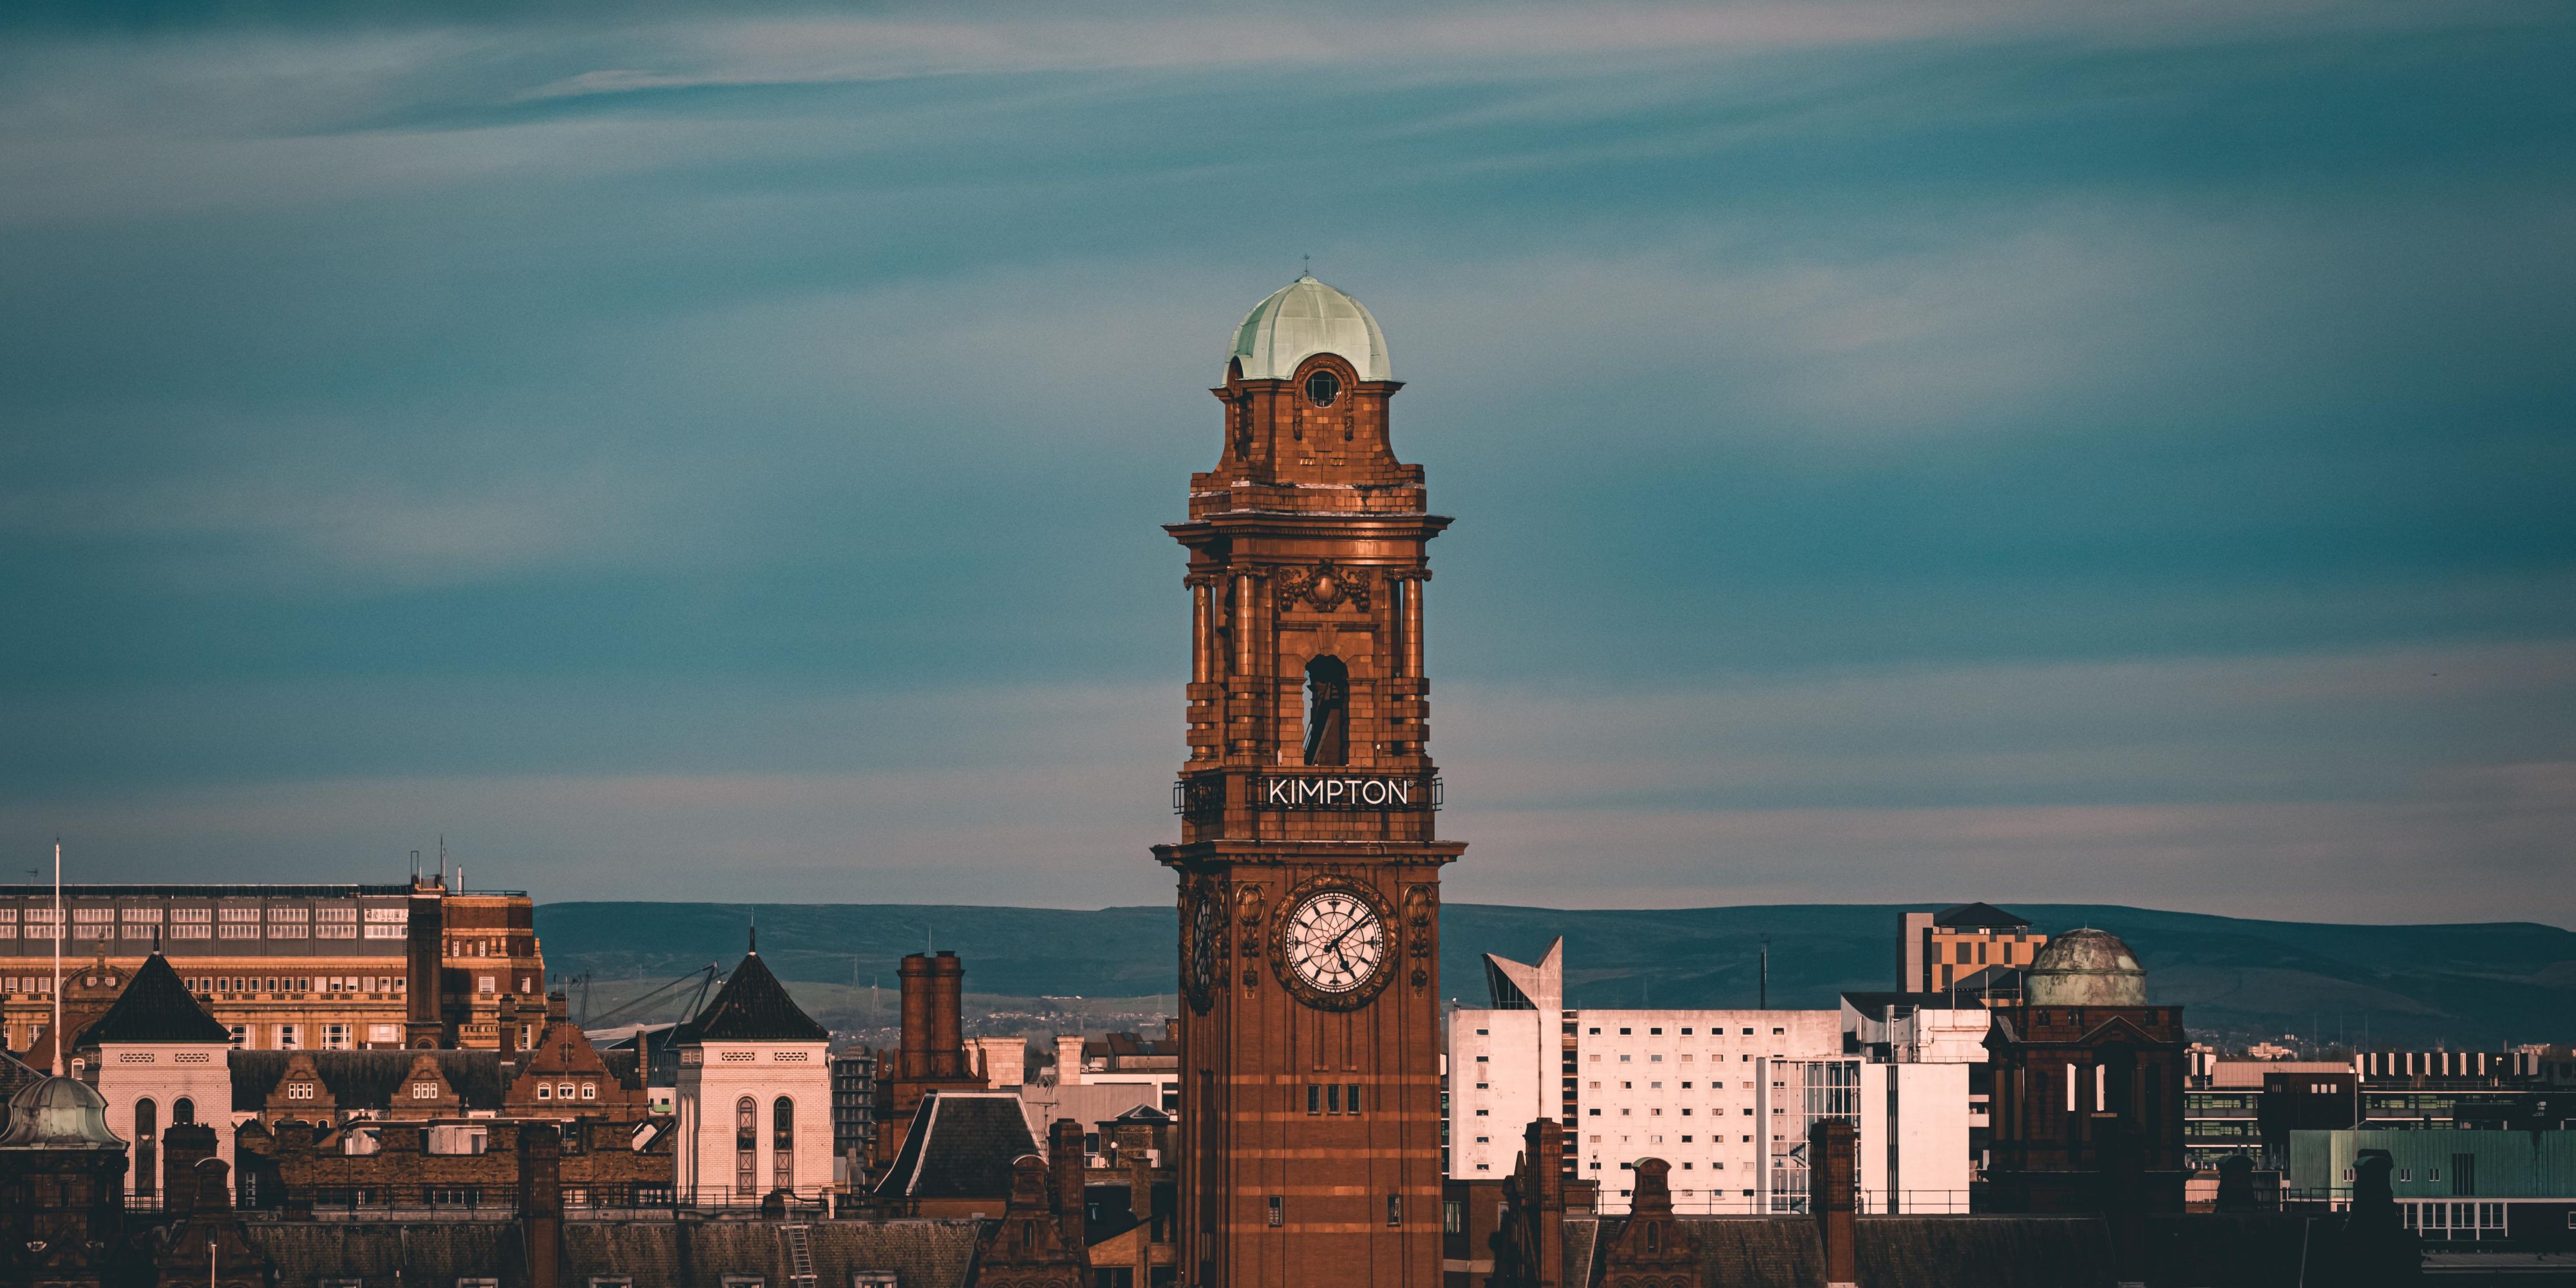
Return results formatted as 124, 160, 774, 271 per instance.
518, 1122, 564, 1288
1050, 1117, 1088, 1251
405, 876, 446, 1049
928, 952, 965, 1079
1810, 1117, 1858, 1288
162, 1122, 218, 1220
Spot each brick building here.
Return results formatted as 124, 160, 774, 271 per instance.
871, 950, 985, 1176
2, 876, 544, 1057
1158, 274, 1464, 1287
1982, 928, 2188, 1226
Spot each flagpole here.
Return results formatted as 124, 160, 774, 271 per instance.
53, 837, 65, 1076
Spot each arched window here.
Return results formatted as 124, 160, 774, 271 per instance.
135, 1098, 158, 1199
734, 1096, 757, 1197
1303, 656, 1349, 766
773, 1097, 795, 1192
173, 1097, 194, 1125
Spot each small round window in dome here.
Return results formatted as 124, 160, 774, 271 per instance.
1305, 370, 1341, 408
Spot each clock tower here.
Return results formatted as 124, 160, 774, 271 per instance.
1155, 276, 1464, 1288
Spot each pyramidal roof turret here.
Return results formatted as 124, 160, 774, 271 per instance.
77, 949, 230, 1045
675, 930, 829, 1045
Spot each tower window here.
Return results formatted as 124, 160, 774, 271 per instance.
1305, 369, 1341, 408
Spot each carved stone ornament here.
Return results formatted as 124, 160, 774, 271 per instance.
1403, 884, 1436, 960
1275, 560, 1373, 613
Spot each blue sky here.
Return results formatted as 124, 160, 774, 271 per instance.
2, 0, 2570, 922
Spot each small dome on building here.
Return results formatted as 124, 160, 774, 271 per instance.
2024, 928, 2148, 1007
1229, 275, 1393, 383
0, 1074, 126, 1151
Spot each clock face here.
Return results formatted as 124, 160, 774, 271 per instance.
1283, 889, 1386, 995
1188, 891, 1222, 1004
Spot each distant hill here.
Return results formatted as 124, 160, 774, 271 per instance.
533, 901, 2576, 1051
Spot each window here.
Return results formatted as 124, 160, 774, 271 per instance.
773, 1097, 796, 1191
1268, 1196, 1283, 1227
1348, 1084, 1363, 1115
538, 1085, 553, 1100
735, 1097, 758, 1195
1387, 1193, 1403, 1227
1620, 1028, 1631, 1036
135, 1098, 158, 1199
1305, 368, 1341, 408
591, 1280, 636, 1288
1444, 1200, 1463, 1235
853, 1277, 899, 1288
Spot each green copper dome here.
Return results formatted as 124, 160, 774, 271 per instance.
1229, 275, 1393, 383
2025, 928, 2148, 1007
0, 1074, 127, 1151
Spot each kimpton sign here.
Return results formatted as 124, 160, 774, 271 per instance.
1259, 775, 1437, 810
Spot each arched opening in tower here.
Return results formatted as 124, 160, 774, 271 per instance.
1304, 656, 1350, 766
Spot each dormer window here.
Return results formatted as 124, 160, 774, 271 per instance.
1305, 369, 1340, 408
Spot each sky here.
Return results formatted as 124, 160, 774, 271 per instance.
2, 0, 2571, 924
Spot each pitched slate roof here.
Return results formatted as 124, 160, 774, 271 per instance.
1852, 1216, 2115, 1288
874, 1091, 1041, 1202
244, 1218, 980, 1288
1935, 902, 2032, 929
230, 1050, 510, 1114
1574, 1215, 2119, 1288
77, 951, 231, 1045
675, 949, 829, 1045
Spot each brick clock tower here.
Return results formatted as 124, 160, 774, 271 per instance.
1155, 276, 1464, 1288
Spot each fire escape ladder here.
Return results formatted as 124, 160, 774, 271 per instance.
781, 1223, 817, 1287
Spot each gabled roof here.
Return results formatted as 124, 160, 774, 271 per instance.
1935, 902, 2032, 930
77, 951, 231, 1045
874, 1091, 1039, 1201
676, 949, 829, 1045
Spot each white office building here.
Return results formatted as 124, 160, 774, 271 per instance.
1450, 940, 1976, 1215
1449, 940, 1846, 1214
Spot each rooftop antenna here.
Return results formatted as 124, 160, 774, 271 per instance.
1302, 254, 1311, 277
52, 838, 64, 1075
411, 849, 421, 882
1758, 936, 1770, 1011
437, 835, 446, 888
